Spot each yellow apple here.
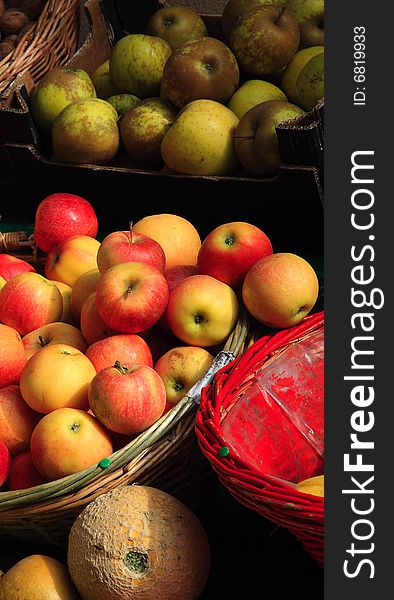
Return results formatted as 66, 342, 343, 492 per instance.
52, 280, 74, 324
45, 235, 100, 287
19, 343, 97, 414
70, 268, 101, 322
22, 321, 88, 360
228, 79, 287, 119
80, 291, 119, 345
154, 346, 214, 406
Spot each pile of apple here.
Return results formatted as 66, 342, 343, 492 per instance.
0, 192, 319, 491
28, 0, 324, 178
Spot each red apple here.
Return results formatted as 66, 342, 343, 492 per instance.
22, 321, 88, 361
45, 235, 100, 287
0, 254, 36, 281
0, 438, 11, 487
86, 333, 153, 373
34, 192, 99, 254
242, 252, 319, 328
30, 407, 113, 481
8, 450, 48, 490
197, 221, 273, 288
0, 323, 27, 388
88, 361, 166, 435
80, 291, 120, 345
97, 226, 166, 274
95, 262, 169, 334
0, 385, 41, 456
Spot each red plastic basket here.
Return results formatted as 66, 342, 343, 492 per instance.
195, 311, 324, 566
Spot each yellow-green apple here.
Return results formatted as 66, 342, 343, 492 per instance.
30, 66, 96, 131
8, 450, 48, 490
229, 6, 299, 76
51, 98, 120, 165
85, 333, 153, 373
228, 79, 287, 119
52, 280, 74, 324
70, 268, 101, 322
159, 264, 199, 332
133, 213, 201, 270
95, 262, 169, 334
109, 34, 172, 97
146, 5, 208, 50
293, 51, 324, 110
242, 252, 319, 328
107, 93, 140, 116
88, 361, 166, 435
280, 45, 323, 104
0, 272, 63, 335
33, 192, 98, 254
97, 225, 166, 274
197, 221, 273, 288
0, 323, 26, 387
0, 438, 10, 486
22, 321, 88, 360
30, 407, 113, 480
165, 274, 239, 346
222, 0, 287, 41
0, 275, 5, 290
154, 345, 214, 406
20, 343, 97, 414
45, 235, 100, 287
161, 99, 239, 176
91, 59, 122, 99
160, 37, 239, 108
120, 97, 178, 164
0, 385, 40, 456
287, 0, 324, 48
0, 254, 35, 281
80, 291, 119, 345
234, 99, 304, 177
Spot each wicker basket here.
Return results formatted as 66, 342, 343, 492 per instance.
195, 311, 324, 566
0, 0, 82, 99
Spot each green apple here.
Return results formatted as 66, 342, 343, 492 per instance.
109, 34, 172, 97
52, 98, 120, 165
229, 6, 300, 76
119, 97, 178, 165
295, 51, 324, 110
222, 0, 287, 41
107, 94, 141, 116
30, 67, 96, 131
161, 99, 239, 176
287, 0, 324, 48
228, 79, 287, 119
91, 60, 122, 99
146, 4, 208, 50
234, 99, 304, 177
280, 45, 324, 104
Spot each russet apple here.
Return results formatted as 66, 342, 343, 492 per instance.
287, 0, 324, 48
45, 235, 100, 287
228, 79, 287, 119
0, 254, 35, 281
88, 362, 166, 435
146, 5, 208, 50
0, 272, 63, 335
95, 262, 169, 334
91, 59, 122, 99
133, 213, 201, 270
229, 6, 299, 76
85, 333, 153, 373
8, 450, 48, 490
52, 98, 120, 165
70, 268, 101, 322
280, 45, 324, 104
242, 252, 319, 328
30, 66, 96, 131
80, 291, 119, 345
234, 99, 304, 177
165, 274, 239, 346
154, 345, 214, 406
294, 51, 324, 110
0, 385, 40, 456
119, 97, 178, 164
20, 343, 97, 414
107, 93, 140, 116
0, 438, 11, 487
161, 98, 239, 176
22, 321, 88, 360
30, 407, 113, 480
160, 37, 239, 108
197, 221, 273, 288
0, 323, 26, 387
109, 34, 172, 97
222, 0, 287, 41
33, 192, 98, 254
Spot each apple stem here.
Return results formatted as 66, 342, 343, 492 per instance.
114, 360, 129, 374
129, 221, 134, 242
38, 335, 45, 347
275, 6, 286, 23
231, 135, 255, 140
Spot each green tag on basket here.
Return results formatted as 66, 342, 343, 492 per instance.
218, 446, 230, 458
99, 458, 111, 469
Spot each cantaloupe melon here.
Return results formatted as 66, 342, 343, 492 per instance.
295, 474, 324, 497
67, 485, 211, 600
0, 554, 80, 600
